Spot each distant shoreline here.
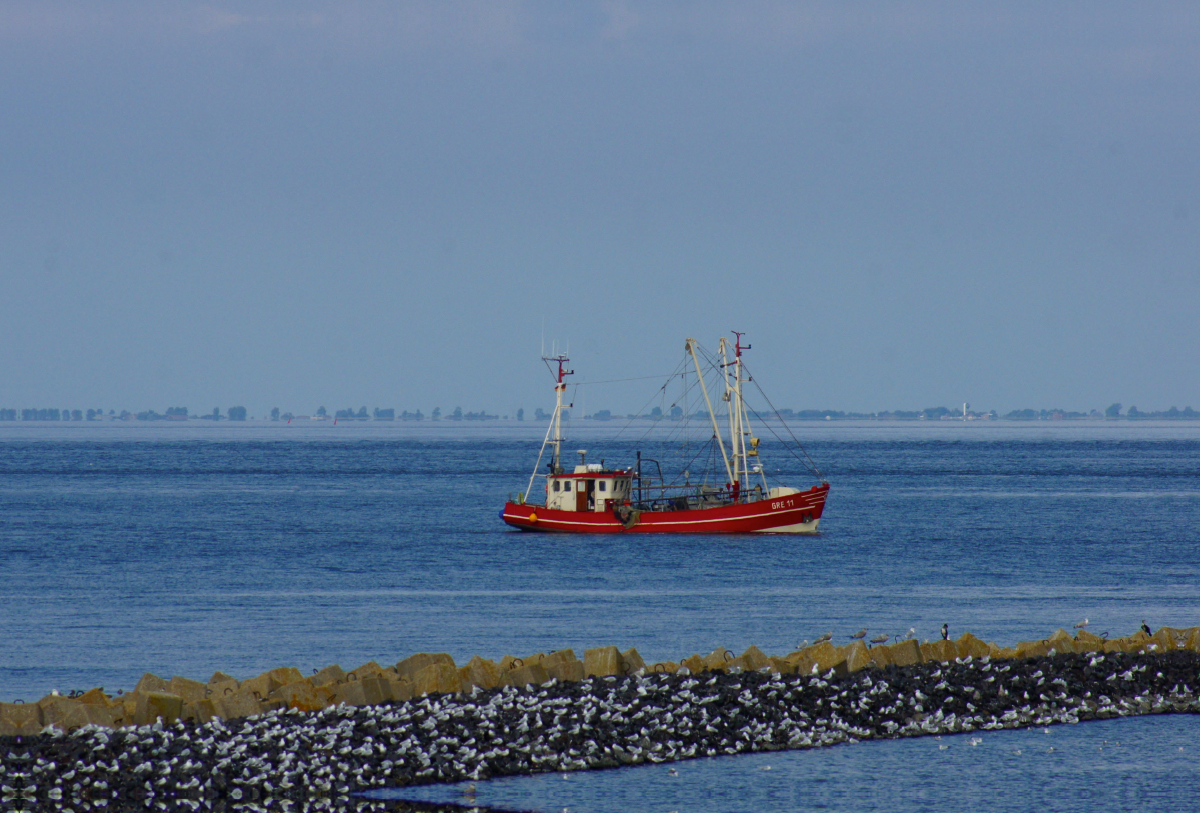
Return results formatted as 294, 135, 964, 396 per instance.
4, 405, 1195, 424
3, 418, 1199, 429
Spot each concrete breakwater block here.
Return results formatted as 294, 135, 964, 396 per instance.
40, 696, 118, 730
502, 662, 550, 688
167, 676, 208, 704
274, 679, 334, 712
584, 646, 621, 677
885, 638, 923, 667
396, 652, 454, 682
460, 655, 501, 690
135, 692, 183, 725
5, 648, 1200, 811
312, 664, 346, 686
6, 626, 1199, 736
547, 651, 586, 682
0, 701, 42, 735
413, 662, 462, 696
333, 675, 393, 707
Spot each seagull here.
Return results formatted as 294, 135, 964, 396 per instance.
1141, 620, 1152, 636
1073, 618, 1089, 630
904, 627, 917, 640
941, 623, 949, 641
815, 632, 833, 644
850, 629, 867, 640
870, 634, 890, 645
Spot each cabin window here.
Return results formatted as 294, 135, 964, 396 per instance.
553, 481, 560, 492
578, 481, 586, 491
598, 481, 607, 492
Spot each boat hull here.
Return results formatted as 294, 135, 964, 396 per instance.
501, 483, 829, 534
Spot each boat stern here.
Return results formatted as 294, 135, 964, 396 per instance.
501, 501, 544, 531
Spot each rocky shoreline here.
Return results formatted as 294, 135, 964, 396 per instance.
3, 648, 1198, 812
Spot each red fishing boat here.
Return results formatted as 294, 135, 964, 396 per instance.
501, 334, 830, 534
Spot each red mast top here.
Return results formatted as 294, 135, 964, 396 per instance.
555, 355, 574, 385
732, 331, 750, 358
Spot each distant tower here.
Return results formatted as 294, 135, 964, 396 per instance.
963, 402, 969, 420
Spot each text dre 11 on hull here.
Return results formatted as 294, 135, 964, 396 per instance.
501, 334, 830, 534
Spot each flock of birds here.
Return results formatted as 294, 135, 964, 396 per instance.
799, 620, 1157, 651
1, 639, 1194, 811
801, 628, 931, 652
802, 623, 950, 650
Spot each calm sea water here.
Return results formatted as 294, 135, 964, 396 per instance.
2, 421, 1199, 812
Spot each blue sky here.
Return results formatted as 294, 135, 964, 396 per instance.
2, 2, 1197, 416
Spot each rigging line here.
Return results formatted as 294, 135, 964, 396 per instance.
611, 354, 691, 442
570, 373, 680, 386
666, 436, 719, 489
752, 396, 822, 479
646, 368, 730, 470
751, 406, 811, 474
542, 356, 567, 381
687, 341, 730, 385
669, 365, 709, 408
740, 360, 824, 479
637, 366, 708, 449
634, 392, 691, 449
678, 340, 737, 451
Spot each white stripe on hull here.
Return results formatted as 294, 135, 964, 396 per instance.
753, 518, 820, 534
502, 500, 823, 534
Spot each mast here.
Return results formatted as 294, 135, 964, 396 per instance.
719, 337, 743, 494
720, 331, 754, 498
550, 354, 571, 474
729, 331, 769, 493
724, 333, 744, 491
524, 352, 573, 502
